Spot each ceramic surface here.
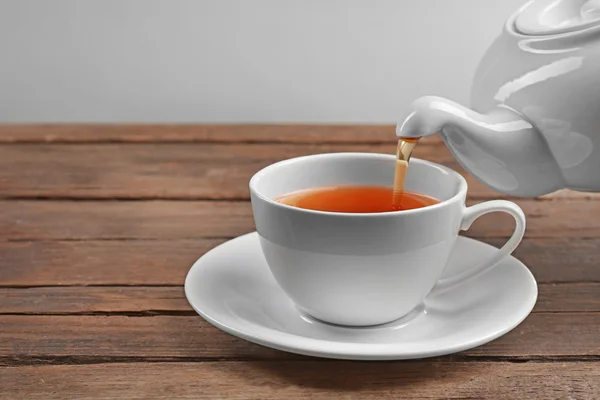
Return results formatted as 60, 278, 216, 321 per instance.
249, 153, 525, 326
397, 0, 600, 197
184, 232, 538, 360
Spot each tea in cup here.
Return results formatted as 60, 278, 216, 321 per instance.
250, 153, 525, 326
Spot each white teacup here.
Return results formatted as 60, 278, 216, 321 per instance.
250, 153, 526, 326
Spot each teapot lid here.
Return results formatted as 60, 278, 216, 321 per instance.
515, 0, 600, 35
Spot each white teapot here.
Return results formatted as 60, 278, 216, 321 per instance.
398, 0, 600, 197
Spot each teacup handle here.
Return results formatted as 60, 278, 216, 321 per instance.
430, 200, 526, 296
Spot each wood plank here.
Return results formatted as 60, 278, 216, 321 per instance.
1, 237, 598, 287
0, 315, 287, 361
0, 283, 598, 314
2, 199, 600, 241
1, 142, 596, 201
0, 286, 190, 314
487, 237, 600, 284
0, 200, 254, 240
0, 313, 599, 360
0, 142, 450, 200
536, 283, 600, 313
2, 361, 599, 399
0, 239, 224, 286
0, 124, 430, 144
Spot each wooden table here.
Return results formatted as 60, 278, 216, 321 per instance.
1, 125, 599, 399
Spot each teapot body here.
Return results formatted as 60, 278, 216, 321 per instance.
398, 1, 600, 197
471, 7, 600, 192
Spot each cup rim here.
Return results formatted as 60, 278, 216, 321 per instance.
249, 152, 468, 217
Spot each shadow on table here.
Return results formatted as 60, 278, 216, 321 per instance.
247, 356, 484, 392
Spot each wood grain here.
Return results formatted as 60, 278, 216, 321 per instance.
486, 237, 600, 284
2, 361, 599, 399
1, 238, 598, 286
0, 283, 598, 314
0, 239, 224, 286
0, 125, 598, 399
2, 199, 600, 241
1, 313, 600, 361
0, 200, 254, 240
0, 142, 446, 200
0, 286, 190, 314
536, 283, 600, 313
1, 142, 597, 201
0, 124, 413, 144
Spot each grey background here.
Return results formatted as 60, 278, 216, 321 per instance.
0, 0, 525, 123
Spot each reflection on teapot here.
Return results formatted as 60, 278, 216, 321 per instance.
398, 0, 600, 197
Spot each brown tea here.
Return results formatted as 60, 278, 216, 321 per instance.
275, 185, 440, 213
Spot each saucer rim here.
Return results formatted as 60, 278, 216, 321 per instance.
184, 232, 538, 360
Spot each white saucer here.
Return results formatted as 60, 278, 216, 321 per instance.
185, 232, 537, 360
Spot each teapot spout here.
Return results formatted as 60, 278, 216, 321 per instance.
397, 96, 564, 197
